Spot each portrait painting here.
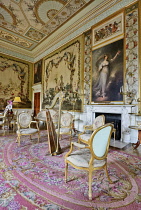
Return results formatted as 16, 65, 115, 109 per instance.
92, 39, 123, 103
34, 59, 42, 84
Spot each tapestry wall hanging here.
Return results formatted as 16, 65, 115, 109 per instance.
42, 36, 84, 111
91, 39, 124, 103
0, 55, 31, 108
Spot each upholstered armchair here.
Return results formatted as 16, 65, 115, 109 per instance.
35, 109, 59, 128
16, 112, 40, 146
78, 115, 105, 145
65, 123, 114, 200
56, 112, 74, 144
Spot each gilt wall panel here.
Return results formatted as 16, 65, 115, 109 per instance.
125, 3, 139, 104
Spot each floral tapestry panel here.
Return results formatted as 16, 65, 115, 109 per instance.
125, 3, 138, 104
43, 36, 83, 111
0, 55, 31, 108
84, 30, 92, 105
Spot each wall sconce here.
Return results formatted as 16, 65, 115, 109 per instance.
120, 86, 135, 98
134, 98, 141, 115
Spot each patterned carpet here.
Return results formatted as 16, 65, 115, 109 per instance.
0, 131, 141, 210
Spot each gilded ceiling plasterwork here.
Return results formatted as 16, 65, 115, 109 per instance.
0, 0, 92, 50
0, 30, 34, 49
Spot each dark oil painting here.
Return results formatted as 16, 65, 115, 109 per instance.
34, 60, 42, 84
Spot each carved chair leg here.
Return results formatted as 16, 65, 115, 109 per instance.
113, 129, 116, 141
17, 135, 21, 146
105, 165, 113, 184
65, 162, 68, 183
88, 171, 92, 200
69, 135, 72, 146
78, 137, 80, 144
38, 133, 40, 143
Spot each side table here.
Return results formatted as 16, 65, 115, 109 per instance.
129, 126, 141, 149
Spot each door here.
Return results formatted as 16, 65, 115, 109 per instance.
34, 92, 40, 117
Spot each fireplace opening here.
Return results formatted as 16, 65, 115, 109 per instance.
95, 112, 121, 140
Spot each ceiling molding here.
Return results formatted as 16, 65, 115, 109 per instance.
0, 0, 137, 62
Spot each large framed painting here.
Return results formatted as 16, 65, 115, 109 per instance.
91, 39, 124, 103
34, 59, 42, 84
92, 12, 124, 49
42, 36, 84, 111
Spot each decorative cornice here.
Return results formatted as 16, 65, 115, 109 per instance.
0, 0, 137, 62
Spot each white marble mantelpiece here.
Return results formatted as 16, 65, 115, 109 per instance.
74, 104, 138, 143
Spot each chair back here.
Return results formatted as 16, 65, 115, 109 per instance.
49, 109, 59, 125
61, 112, 73, 127
92, 115, 105, 130
17, 112, 32, 128
90, 123, 113, 159
36, 110, 46, 118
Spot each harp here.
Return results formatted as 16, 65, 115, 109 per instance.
45, 91, 64, 155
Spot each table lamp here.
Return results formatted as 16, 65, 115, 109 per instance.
13, 97, 21, 108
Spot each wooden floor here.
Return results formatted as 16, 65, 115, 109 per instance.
0, 127, 141, 157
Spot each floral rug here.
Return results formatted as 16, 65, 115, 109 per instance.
0, 131, 141, 210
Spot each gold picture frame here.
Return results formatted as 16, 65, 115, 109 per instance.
91, 38, 124, 103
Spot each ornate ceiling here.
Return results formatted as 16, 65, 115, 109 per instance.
0, 0, 92, 52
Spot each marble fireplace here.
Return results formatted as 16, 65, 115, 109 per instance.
74, 104, 138, 144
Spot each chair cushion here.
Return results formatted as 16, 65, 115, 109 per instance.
79, 134, 91, 142
66, 148, 106, 168
17, 128, 38, 135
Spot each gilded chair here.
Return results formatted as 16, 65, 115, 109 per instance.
0, 109, 8, 132
16, 112, 40, 146
65, 123, 114, 200
56, 112, 74, 144
34, 110, 47, 127
35, 109, 59, 128
78, 115, 105, 145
